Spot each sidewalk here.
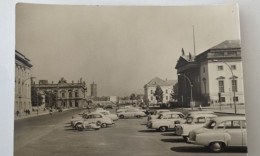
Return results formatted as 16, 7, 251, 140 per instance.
14, 108, 77, 120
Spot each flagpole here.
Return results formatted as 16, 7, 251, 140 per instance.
193, 25, 196, 56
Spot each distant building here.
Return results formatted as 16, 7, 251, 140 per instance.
32, 77, 87, 108
91, 82, 97, 97
144, 77, 177, 106
15, 50, 33, 115
109, 96, 117, 103
175, 40, 244, 107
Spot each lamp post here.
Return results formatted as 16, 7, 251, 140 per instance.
177, 73, 194, 110
213, 59, 237, 114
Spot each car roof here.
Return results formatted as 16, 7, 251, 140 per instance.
213, 116, 246, 123
189, 113, 217, 118
160, 111, 183, 115
188, 110, 214, 114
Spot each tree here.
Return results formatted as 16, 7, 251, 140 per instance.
171, 83, 179, 101
44, 91, 57, 108
31, 87, 43, 107
154, 85, 164, 103
130, 93, 136, 104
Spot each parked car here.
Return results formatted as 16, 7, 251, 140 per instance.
94, 110, 118, 121
147, 109, 171, 121
71, 111, 88, 119
76, 120, 101, 131
185, 110, 214, 119
147, 112, 185, 132
175, 113, 217, 142
116, 106, 135, 113
117, 109, 146, 119
72, 113, 114, 129
188, 116, 247, 152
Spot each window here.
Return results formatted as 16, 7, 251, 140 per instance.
225, 120, 241, 129
218, 66, 223, 71
150, 90, 153, 94
195, 117, 206, 123
69, 92, 72, 98
241, 121, 246, 129
218, 80, 224, 93
151, 96, 153, 100
166, 96, 168, 100
217, 122, 225, 129
231, 65, 236, 70
62, 92, 65, 98
75, 91, 78, 97
232, 80, 237, 92
233, 96, 239, 102
203, 67, 205, 73
166, 89, 168, 94
220, 97, 225, 102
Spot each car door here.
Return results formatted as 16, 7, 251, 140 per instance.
168, 114, 180, 128
224, 120, 243, 146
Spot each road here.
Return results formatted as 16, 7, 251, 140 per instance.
14, 108, 247, 156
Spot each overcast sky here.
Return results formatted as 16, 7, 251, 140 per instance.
15, 3, 240, 97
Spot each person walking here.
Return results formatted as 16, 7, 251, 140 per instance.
16, 110, 19, 117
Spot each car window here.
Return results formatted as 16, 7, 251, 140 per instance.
195, 117, 206, 123
225, 120, 241, 129
87, 115, 93, 119
206, 120, 216, 129
171, 114, 180, 119
83, 114, 88, 119
241, 120, 246, 129
217, 122, 224, 129
178, 114, 184, 118
186, 117, 193, 124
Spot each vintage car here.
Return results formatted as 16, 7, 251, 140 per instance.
175, 113, 217, 142
185, 110, 214, 119
117, 109, 146, 119
94, 110, 118, 121
147, 112, 185, 132
116, 106, 136, 113
76, 120, 101, 131
188, 116, 247, 152
72, 113, 114, 129
71, 111, 88, 119
147, 109, 170, 121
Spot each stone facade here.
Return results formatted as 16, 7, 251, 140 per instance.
32, 78, 87, 108
15, 50, 33, 114
175, 40, 244, 107
144, 77, 177, 106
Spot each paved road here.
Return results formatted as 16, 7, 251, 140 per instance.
14, 108, 247, 156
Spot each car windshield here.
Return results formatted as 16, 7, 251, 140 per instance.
186, 117, 193, 124
205, 120, 216, 129
158, 114, 164, 119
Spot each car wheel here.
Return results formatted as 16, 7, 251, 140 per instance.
101, 123, 107, 128
183, 136, 188, 142
209, 142, 225, 153
159, 126, 167, 132
75, 123, 84, 131
119, 115, 124, 119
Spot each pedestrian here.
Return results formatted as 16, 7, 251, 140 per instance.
25, 110, 28, 116
16, 110, 19, 117
28, 109, 30, 115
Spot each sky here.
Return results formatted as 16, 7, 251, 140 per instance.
15, 4, 240, 97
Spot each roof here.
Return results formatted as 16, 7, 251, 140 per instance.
181, 55, 196, 62
145, 77, 177, 87
210, 40, 241, 50
214, 116, 246, 123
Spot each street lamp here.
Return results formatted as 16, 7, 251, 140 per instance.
213, 59, 237, 114
177, 73, 194, 110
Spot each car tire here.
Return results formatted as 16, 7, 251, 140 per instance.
209, 142, 225, 153
101, 123, 107, 128
76, 123, 84, 131
159, 126, 167, 132
119, 115, 124, 119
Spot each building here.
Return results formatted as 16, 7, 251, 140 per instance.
15, 50, 33, 114
32, 77, 87, 108
109, 96, 117, 103
90, 81, 97, 97
144, 77, 177, 106
175, 40, 244, 107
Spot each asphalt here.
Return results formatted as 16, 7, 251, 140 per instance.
14, 108, 247, 156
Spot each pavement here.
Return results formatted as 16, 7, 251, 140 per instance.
14, 108, 247, 156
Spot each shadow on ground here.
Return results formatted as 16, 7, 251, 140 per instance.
161, 138, 184, 143
138, 130, 159, 133
171, 146, 247, 153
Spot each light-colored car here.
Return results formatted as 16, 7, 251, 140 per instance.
75, 121, 101, 131
188, 116, 247, 152
72, 113, 114, 129
71, 111, 88, 119
117, 109, 146, 119
185, 110, 214, 119
96, 108, 104, 111
175, 114, 217, 142
147, 109, 170, 121
147, 112, 185, 132
116, 106, 135, 113
94, 110, 118, 121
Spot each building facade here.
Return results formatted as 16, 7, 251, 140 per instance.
175, 40, 244, 107
90, 82, 97, 97
15, 50, 33, 114
32, 77, 87, 108
144, 77, 177, 106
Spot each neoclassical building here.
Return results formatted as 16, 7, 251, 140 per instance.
175, 40, 244, 107
32, 78, 87, 108
15, 50, 33, 114
144, 77, 177, 106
